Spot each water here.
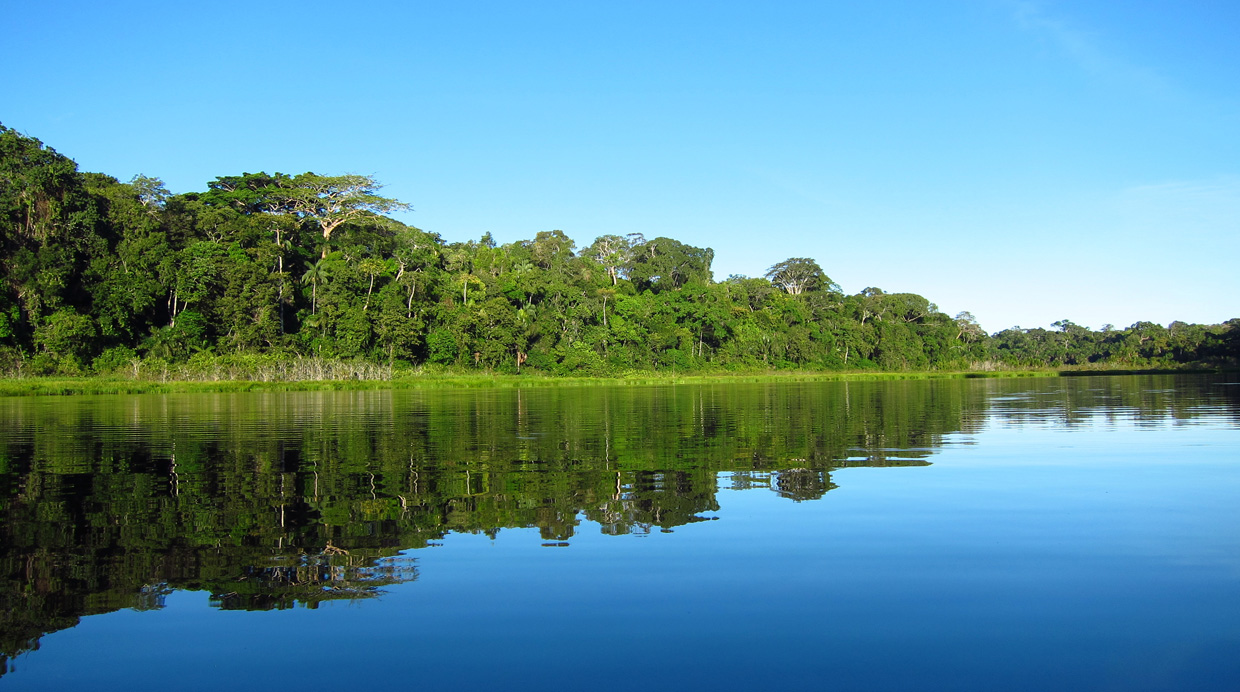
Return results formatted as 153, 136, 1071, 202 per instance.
0, 375, 1237, 690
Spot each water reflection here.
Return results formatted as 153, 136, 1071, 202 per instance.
0, 374, 1234, 674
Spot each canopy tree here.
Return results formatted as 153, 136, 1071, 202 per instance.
628, 237, 714, 292
585, 233, 644, 285
284, 174, 411, 257
765, 257, 831, 295
200, 172, 411, 258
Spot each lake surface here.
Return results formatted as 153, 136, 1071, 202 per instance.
0, 375, 1237, 691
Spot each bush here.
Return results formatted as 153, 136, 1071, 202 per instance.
0, 346, 26, 377
93, 346, 138, 375
34, 309, 96, 364
557, 342, 609, 376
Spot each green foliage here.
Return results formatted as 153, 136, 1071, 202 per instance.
765, 257, 836, 295
0, 124, 1232, 380
628, 237, 713, 292
33, 308, 97, 373
92, 346, 138, 374
426, 328, 462, 365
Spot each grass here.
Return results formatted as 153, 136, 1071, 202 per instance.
1, 364, 1219, 398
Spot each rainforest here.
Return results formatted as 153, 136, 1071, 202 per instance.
1, 124, 1236, 381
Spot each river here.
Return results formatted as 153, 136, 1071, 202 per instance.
0, 375, 1237, 690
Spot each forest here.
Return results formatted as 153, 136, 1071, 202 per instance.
1, 124, 1236, 379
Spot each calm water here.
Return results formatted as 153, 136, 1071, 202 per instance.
0, 375, 1237, 691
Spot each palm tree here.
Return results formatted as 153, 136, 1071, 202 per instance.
302, 256, 334, 315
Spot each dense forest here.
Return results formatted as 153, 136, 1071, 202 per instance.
1, 124, 1236, 378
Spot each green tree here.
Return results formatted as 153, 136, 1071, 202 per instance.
358, 258, 389, 311
302, 254, 337, 315
128, 175, 169, 209
32, 308, 96, 373
628, 237, 713, 292
584, 233, 642, 285
765, 257, 832, 295
282, 174, 411, 257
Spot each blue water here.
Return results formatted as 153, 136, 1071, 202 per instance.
2, 377, 1238, 691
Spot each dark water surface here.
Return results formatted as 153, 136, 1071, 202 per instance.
1, 375, 1237, 690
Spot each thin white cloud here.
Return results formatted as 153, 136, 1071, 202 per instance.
1004, 0, 1171, 94
1110, 176, 1240, 236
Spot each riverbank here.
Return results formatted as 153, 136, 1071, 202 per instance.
0, 366, 1226, 397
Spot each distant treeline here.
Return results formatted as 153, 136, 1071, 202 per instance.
1, 124, 1236, 378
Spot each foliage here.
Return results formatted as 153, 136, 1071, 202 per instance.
765, 257, 836, 295
0, 124, 1233, 380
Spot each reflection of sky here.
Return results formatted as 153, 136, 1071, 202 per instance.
11, 413, 1239, 691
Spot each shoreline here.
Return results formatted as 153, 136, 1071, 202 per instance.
0, 367, 1226, 398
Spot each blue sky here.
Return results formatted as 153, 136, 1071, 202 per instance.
5, 0, 1237, 332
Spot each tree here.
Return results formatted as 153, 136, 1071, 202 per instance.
302, 254, 337, 315
885, 293, 935, 323
358, 258, 389, 311
596, 288, 616, 328
530, 230, 576, 269
0, 125, 113, 342
174, 240, 227, 323
1052, 319, 1086, 333
765, 258, 831, 295
443, 244, 483, 304
1213, 318, 1240, 361
279, 174, 410, 257
855, 287, 887, 324
628, 237, 713, 292
128, 175, 169, 209
585, 234, 642, 285
954, 311, 985, 342
392, 227, 440, 318
33, 308, 97, 373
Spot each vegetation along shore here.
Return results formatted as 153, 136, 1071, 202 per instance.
1, 124, 1236, 388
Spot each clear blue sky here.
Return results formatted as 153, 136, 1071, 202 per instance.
5, 0, 1237, 332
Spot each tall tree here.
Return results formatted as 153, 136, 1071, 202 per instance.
302, 254, 337, 315
765, 258, 829, 295
283, 174, 411, 257
628, 237, 713, 292
585, 233, 642, 285
202, 172, 411, 258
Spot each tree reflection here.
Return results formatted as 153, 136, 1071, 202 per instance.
0, 375, 1232, 673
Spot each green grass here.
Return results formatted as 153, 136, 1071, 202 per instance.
5, 365, 1213, 397
3, 357, 1230, 398
0, 377, 381, 397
